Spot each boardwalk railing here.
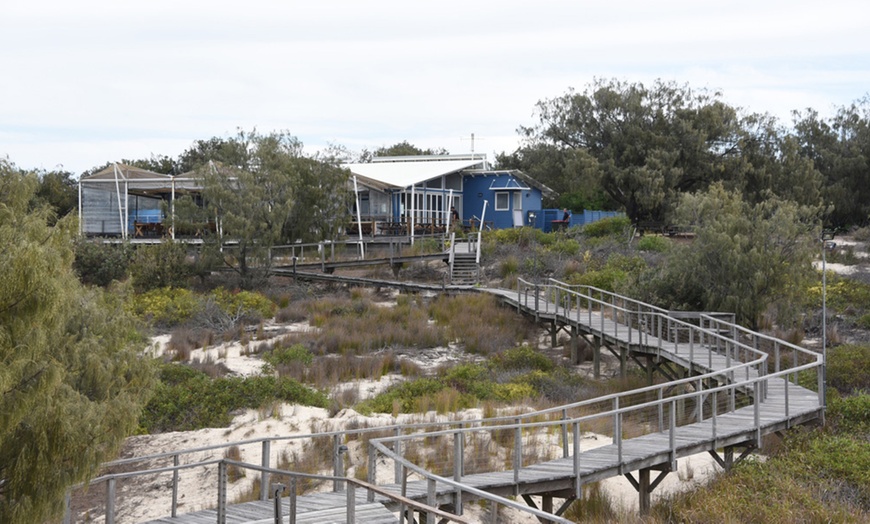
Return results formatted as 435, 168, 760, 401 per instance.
67, 280, 824, 523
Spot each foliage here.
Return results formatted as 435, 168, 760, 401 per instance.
492, 345, 555, 372
649, 183, 818, 327
0, 160, 155, 523
263, 343, 314, 367
582, 215, 632, 238
210, 287, 276, 321
652, 430, 870, 522
129, 241, 191, 292
636, 235, 671, 253
827, 345, 870, 395
568, 253, 646, 293
794, 98, 870, 227
806, 275, 870, 314
32, 169, 78, 222
184, 130, 349, 288
827, 392, 870, 437
511, 79, 744, 222
139, 363, 328, 433
128, 287, 201, 326
73, 239, 133, 287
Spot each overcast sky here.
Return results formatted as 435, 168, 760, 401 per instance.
2, 0, 868, 175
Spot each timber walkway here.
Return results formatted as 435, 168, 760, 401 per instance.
68, 279, 824, 524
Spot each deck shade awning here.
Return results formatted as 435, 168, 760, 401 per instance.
342, 157, 487, 190
488, 176, 531, 191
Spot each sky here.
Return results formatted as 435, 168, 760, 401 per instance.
2, 0, 868, 175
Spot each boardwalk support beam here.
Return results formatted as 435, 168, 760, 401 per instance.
708, 443, 756, 472
624, 465, 670, 515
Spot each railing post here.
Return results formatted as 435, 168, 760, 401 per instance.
63, 490, 71, 524
105, 477, 115, 524
217, 461, 227, 524
754, 381, 761, 446
669, 401, 677, 471
288, 479, 297, 524
334, 435, 346, 492
573, 421, 582, 500
272, 483, 285, 524
427, 478, 437, 524
367, 444, 377, 502
171, 454, 180, 515
261, 440, 270, 500
346, 483, 356, 524
513, 418, 522, 487
657, 388, 664, 433
712, 389, 718, 441
394, 427, 403, 485
454, 430, 464, 515
561, 409, 569, 458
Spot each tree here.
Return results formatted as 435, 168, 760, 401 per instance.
189, 130, 350, 288
650, 183, 818, 328
794, 99, 870, 227
358, 140, 450, 162
0, 159, 154, 523
33, 169, 78, 222
510, 79, 743, 222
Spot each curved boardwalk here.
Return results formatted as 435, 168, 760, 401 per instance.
70, 279, 823, 524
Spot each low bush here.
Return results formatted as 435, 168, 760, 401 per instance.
583, 216, 631, 238
128, 287, 201, 326
827, 344, 870, 395
129, 241, 191, 292
636, 235, 671, 253
73, 240, 132, 287
138, 363, 328, 433
210, 287, 276, 321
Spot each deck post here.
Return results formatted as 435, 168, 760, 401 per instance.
513, 418, 522, 490
288, 479, 297, 524
400, 465, 408, 524
271, 483, 284, 524
63, 490, 71, 524
367, 444, 377, 502
592, 337, 601, 379
638, 468, 651, 515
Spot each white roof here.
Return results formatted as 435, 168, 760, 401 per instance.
342, 157, 487, 189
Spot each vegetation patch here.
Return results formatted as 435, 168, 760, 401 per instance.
138, 363, 328, 433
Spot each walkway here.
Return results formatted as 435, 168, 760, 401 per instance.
71, 279, 823, 524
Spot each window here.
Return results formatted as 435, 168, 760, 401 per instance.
495, 192, 509, 211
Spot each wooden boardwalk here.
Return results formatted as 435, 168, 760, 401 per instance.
80, 279, 822, 524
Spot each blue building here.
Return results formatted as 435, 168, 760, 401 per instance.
342, 154, 554, 233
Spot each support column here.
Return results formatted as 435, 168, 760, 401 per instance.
593, 337, 601, 379
638, 468, 651, 515
550, 320, 558, 348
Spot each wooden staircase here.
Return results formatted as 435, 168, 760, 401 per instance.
450, 252, 479, 285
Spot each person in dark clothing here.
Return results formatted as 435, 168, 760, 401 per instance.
562, 208, 571, 222
451, 206, 460, 222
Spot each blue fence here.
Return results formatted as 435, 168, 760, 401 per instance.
530, 209, 624, 233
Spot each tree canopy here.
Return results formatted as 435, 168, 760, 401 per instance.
184, 130, 350, 288
0, 159, 154, 523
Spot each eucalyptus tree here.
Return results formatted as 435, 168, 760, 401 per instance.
0, 159, 154, 523
794, 99, 870, 227
504, 79, 744, 222
650, 183, 819, 328
188, 130, 350, 288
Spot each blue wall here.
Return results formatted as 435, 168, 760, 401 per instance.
462, 174, 543, 229
537, 209, 624, 232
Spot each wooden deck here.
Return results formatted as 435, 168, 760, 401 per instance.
84, 279, 822, 524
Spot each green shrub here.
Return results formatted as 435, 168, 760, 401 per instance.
128, 287, 200, 326
139, 363, 328, 433
73, 240, 132, 286
264, 343, 313, 367
491, 227, 549, 247
211, 287, 276, 321
828, 392, 870, 437
549, 238, 581, 256
827, 344, 870, 395
492, 345, 554, 372
636, 235, 671, 252
582, 216, 631, 238
129, 241, 191, 292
